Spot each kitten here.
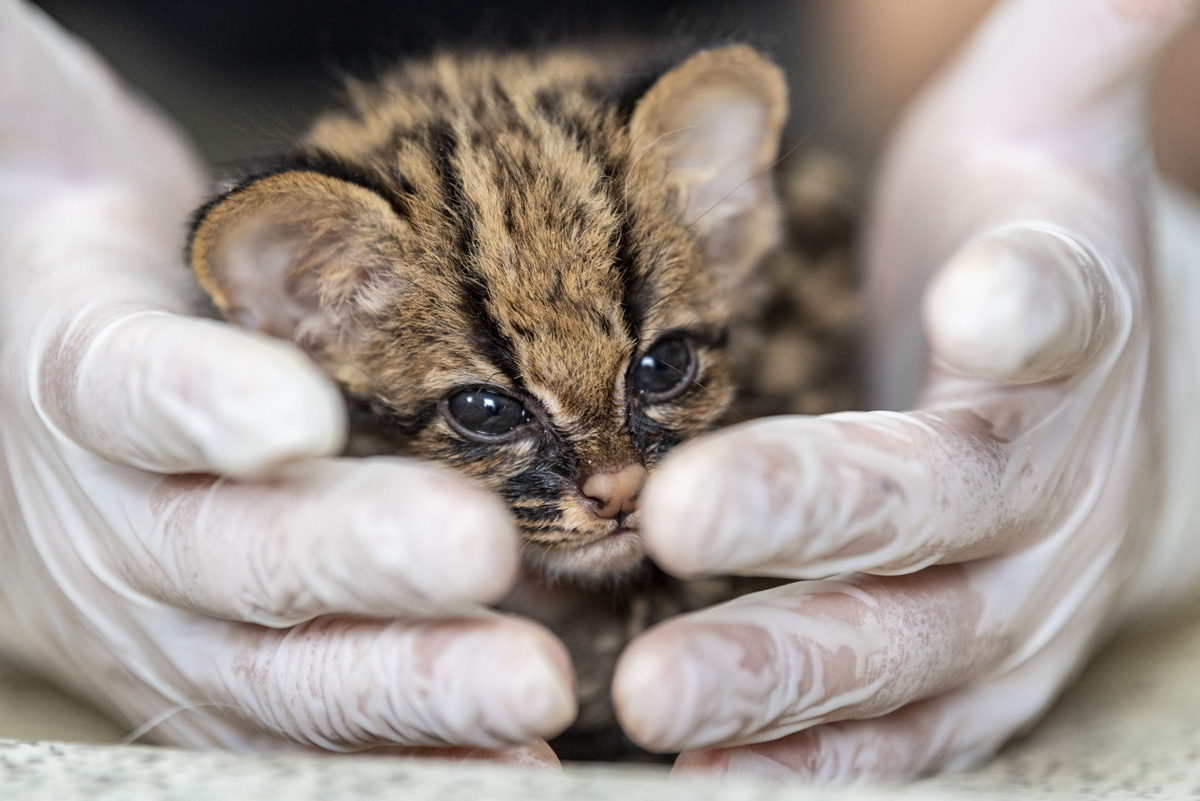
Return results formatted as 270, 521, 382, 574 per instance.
188, 44, 858, 759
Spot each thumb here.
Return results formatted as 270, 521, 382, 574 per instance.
922, 225, 1122, 384
38, 307, 346, 478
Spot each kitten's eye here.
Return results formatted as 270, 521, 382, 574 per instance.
631, 336, 694, 401
444, 388, 533, 439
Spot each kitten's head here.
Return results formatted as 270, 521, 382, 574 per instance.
189, 45, 786, 579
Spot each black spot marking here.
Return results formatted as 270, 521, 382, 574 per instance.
502, 198, 517, 235
613, 220, 644, 343
428, 122, 475, 258
346, 396, 439, 441
427, 122, 527, 390
627, 417, 684, 465
510, 503, 561, 524
534, 88, 562, 117
504, 436, 577, 510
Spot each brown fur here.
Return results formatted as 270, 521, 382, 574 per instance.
189, 44, 860, 760
192, 44, 788, 579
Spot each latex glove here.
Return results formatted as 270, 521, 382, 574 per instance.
615, 0, 1200, 781
0, 0, 572, 763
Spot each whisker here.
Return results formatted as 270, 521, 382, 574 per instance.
635, 285, 692, 323
684, 130, 813, 233
332, 360, 373, 390
624, 126, 696, 207
692, 374, 746, 426
476, 370, 504, 391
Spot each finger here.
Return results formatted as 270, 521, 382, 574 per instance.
672, 611, 1093, 782
923, 226, 1118, 384
39, 307, 347, 478
182, 615, 576, 751
864, 1, 1185, 409
673, 692, 1023, 782
613, 567, 1012, 753
645, 277, 1138, 586
86, 458, 521, 623
642, 407, 1029, 579
946, 0, 1198, 139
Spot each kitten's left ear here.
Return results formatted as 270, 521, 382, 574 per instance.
189, 170, 408, 351
629, 45, 787, 281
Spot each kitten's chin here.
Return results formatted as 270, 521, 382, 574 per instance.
525, 529, 647, 583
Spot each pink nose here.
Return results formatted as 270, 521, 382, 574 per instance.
580, 463, 648, 520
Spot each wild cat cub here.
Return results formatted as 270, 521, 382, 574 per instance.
189, 43, 855, 758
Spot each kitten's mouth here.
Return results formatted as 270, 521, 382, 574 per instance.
525, 526, 646, 580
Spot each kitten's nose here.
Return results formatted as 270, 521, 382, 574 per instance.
580, 462, 648, 520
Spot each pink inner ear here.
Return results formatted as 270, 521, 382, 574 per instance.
629, 52, 786, 283
220, 213, 321, 339
673, 92, 772, 223
633, 64, 779, 230
670, 90, 767, 170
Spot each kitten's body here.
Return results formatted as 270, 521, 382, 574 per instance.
189, 44, 858, 760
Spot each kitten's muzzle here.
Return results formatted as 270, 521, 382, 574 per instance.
580, 463, 647, 521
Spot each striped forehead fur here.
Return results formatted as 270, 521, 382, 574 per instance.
189, 44, 785, 579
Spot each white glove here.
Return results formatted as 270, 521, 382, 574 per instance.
615, 0, 1200, 780
0, 0, 572, 764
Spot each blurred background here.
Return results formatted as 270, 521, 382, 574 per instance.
6, 0, 1200, 749
27, 0, 1200, 193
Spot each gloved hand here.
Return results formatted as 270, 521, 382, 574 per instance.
616, 0, 1200, 780
0, 0, 572, 764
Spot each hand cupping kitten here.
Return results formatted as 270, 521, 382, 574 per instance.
189, 45, 785, 580
187, 44, 824, 758
5, 0, 1198, 781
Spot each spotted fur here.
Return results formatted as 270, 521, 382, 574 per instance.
188, 43, 865, 761
190, 44, 790, 579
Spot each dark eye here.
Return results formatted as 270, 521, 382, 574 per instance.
444, 388, 533, 439
631, 336, 694, 400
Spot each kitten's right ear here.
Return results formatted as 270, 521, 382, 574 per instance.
189, 171, 407, 348
628, 45, 787, 284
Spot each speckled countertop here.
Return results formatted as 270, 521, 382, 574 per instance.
4, 610, 1200, 800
